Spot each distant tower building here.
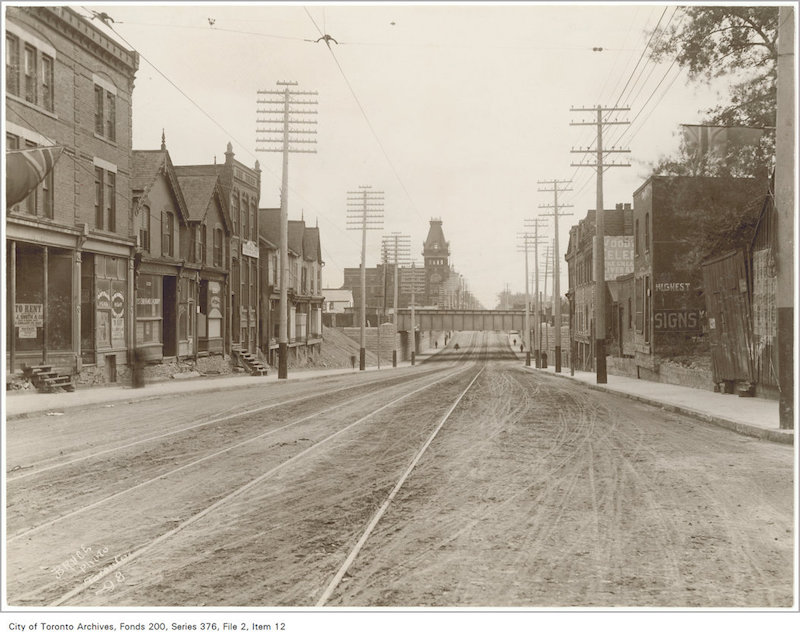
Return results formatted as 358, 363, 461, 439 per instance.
422, 218, 450, 306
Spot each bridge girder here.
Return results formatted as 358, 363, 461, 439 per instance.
396, 309, 526, 332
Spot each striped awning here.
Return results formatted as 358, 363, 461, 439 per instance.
6, 146, 64, 207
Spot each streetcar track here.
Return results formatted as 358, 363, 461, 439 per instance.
6, 366, 452, 481
316, 336, 488, 606
41, 359, 479, 606
8, 367, 461, 543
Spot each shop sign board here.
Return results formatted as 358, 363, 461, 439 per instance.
15, 303, 43, 338
242, 240, 259, 258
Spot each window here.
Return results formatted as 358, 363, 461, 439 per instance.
232, 193, 239, 235
162, 211, 174, 257
24, 140, 38, 215
241, 195, 248, 238
24, 44, 36, 103
644, 213, 650, 252
213, 227, 223, 267
94, 167, 116, 231
250, 201, 256, 241
139, 205, 151, 251
41, 55, 53, 111
200, 224, 207, 263
94, 84, 116, 141
6, 34, 19, 95
634, 219, 640, 255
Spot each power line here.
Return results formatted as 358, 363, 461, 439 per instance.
303, 8, 426, 224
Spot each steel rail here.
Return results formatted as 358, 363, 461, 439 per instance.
6, 366, 451, 482
7, 367, 456, 543
43, 361, 477, 607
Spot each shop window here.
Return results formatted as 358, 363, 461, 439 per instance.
136, 273, 162, 346
162, 211, 174, 257
47, 249, 72, 351
14, 244, 44, 352
6, 33, 19, 95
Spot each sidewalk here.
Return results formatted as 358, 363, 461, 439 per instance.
509, 340, 792, 445
4, 346, 445, 421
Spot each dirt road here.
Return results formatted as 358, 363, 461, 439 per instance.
5, 332, 794, 607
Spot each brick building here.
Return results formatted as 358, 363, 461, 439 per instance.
6, 6, 138, 384
258, 208, 324, 366
564, 203, 633, 371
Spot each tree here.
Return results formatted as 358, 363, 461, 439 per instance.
648, 7, 779, 178
650, 6, 779, 128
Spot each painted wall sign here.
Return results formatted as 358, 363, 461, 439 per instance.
655, 282, 691, 292
653, 309, 702, 332
602, 236, 634, 281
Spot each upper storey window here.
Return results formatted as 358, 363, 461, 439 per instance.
6, 27, 55, 112
93, 75, 117, 142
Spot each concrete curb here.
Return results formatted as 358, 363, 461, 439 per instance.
520, 365, 793, 445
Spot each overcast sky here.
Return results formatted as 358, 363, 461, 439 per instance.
85, 2, 727, 308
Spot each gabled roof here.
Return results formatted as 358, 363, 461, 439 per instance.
259, 208, 281, 245
131, 149, 190, 224
288, 220, 305, 256
174, 166, 232, 234
303, 226, 322, 263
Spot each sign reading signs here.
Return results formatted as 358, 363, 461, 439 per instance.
653, 309, 702, 333
603, 236, 633, 281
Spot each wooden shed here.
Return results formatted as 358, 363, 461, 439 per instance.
702, 249, 755, 392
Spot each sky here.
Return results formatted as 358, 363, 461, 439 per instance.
81, 1, 730, 309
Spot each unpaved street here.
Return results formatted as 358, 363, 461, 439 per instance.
5, 332, 794, 607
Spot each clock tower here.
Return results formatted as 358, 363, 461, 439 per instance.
422, 218, 450, 307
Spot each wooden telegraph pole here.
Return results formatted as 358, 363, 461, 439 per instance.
570, 105, 629, 383
383, 233, 411, 367
776, 6, 795, 429
524, 217, 547, 367
347, 186, 384, 371
539, 179, 573, 373
256, 81, 318, 379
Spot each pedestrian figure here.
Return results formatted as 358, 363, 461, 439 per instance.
520, 344, 524, 353
350, 354, 356, 369
513, 338, 516, 345
435, 341, 438, 348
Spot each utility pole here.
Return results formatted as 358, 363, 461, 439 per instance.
541, 241, 553, 361
383, 233, 411, 367
410, 261, 417, 365
525, 217, 547, 367
776, 6, 794, 429
570, 105, 630, 384
347, 186, 384, 371
539, 179, 573, 373
256, 81, 318, 379
517, 229, 540, 367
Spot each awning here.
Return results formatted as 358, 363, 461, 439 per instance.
6, 146, 64, 207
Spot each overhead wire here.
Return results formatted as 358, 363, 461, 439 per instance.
73, 7, 366, 265
303, 6, 427, 224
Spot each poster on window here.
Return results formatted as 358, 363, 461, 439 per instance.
208, 281, 222, 318
15, 303, 44, 327
96, 311, 111, 348
111, 289, 126, 347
